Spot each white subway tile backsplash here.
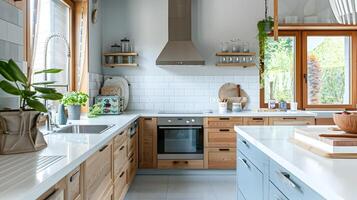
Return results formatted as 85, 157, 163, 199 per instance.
124, 75, 259, 112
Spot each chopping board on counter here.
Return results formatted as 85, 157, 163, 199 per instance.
292, 127, 357, 159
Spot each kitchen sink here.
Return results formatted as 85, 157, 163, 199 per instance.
53, 124, 114, 134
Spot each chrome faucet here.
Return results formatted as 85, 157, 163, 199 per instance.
44, 34, 71, 131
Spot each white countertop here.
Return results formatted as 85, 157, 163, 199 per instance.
0, 110, 318, 200
0, 114, 139, 200
235, 125, 357, 200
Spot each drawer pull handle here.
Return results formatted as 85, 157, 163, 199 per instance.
219, 118, 230, 120
130, 158, 134, 163
119, 171, 125, 178
219, 129, 230, 132
241, 140, 249, 147
238, 157, 249, 168
119, 145, 125, 150
172, 161, 189, 164
219, 148, 230, 151
129, 152, 134, 158
252, 118, 263, 121
99, 145, 108, 152
119, 131, 125, 135
276, 171, 301, 192
144, 118, 152, 121
69, 170, 80, 182
282, 117, 297, 120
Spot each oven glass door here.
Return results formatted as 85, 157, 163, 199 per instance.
158, 126, 203, 155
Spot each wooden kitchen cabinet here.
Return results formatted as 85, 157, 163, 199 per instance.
204, 117, 243, 128
37, 178, 66, 200
139, 117, 157, 168
243, 117, 269, 125
66, 167, 81, 200
204, 148, 236, 169
81, 141, 113, 200
113, 138, 128, 180
204, 128, 236, 148
158, 160, 204, 169
113, 164, 128, 200
268, 117, 315, 125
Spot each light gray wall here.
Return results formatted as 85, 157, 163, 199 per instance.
88, 0, 103, 74
101, 0, 270, 76
0, 0, 23, 109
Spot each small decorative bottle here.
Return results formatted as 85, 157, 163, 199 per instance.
57, 104, 67, 125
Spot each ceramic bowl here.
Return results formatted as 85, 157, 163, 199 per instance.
333, 112, 357, 134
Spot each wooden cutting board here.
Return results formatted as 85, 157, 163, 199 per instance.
292, 127, 357, 158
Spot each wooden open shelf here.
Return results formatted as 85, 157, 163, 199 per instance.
216, 52, 256, 56
103, 63, 138, 68
103, 52, 138, 56
278, 23, 357, 30
216, 63, 256, 67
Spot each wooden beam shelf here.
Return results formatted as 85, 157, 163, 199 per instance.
216, 52, 256, 56
103, 63, 138, 68
103, 52, 138, 56
278, 23, 357, 30
216, 63, 256, 67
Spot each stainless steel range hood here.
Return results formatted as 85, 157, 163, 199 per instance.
156, 0, 205, 65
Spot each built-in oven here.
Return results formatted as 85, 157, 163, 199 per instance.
157, 117, 204, 160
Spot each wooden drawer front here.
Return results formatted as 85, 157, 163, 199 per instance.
83, 143, 112, 200
243, 117, 269, 125
66, 167, 80, 200
205, 148, 236, 169
114, 142, 128, 180
113, 167, 127, 200
139, 117, 157, 168
127, 153, 137, 184
205, 128, 236, 148
128, 134, 137, 158
205, 117, 243, 128
237, 151, 264, 200
269, 181, 288, 200
270, 160, 323, 200
158, 160, 204, 169
114, 130, 128, 151
268, 117, 315, 125
238, 136, 268, 171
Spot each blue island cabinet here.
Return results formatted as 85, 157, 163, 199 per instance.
237, 135, 324, 200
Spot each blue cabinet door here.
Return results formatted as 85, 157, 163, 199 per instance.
269, 181, 289, 200
237, 151, 264, 200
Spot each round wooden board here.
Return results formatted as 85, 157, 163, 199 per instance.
218, 83, 248, 108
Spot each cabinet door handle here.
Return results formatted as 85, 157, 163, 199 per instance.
282, 117, 297, 120
69, 170, 80, 182
276, 171, 301, 192
119, 131, 125, 135
128, 152, 134, 158
219, 148, 230, 151
130, 158, 134, 163
219, 118, 230, 120
252, 118, 263, 121
99, 145, 108, 152
119, 145, 125, 151
173, 161, 189, 164
119, 171, 125, 178
241, 140, 249, 147
219, 129, 230, 132
238, 157, 250, 168
144, 118, 152, 121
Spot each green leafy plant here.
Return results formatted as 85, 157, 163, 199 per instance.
0, 59, 63, 112
61, 91, 89, 106
257, 16, 274, 89
88, 103, 102, 118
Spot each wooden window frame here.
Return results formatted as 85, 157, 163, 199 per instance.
260, 31, 303, 109
302, 30, 357, 110
260, 29, 357, 110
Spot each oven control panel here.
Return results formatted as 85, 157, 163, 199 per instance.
158, 117, 203, 126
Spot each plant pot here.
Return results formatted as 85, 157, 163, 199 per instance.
67, 105, 81, 120
264, 21, 272, 34
0, 110, 47, 154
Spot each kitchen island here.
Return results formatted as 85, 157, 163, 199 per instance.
235, 126, 357, 200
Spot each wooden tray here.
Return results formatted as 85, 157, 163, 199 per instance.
292, 127, 357, 159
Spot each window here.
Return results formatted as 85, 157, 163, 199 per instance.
261, 30, 357, 110
29, 0, 73, 93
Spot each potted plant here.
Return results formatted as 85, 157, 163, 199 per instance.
0, 59, 63, 154
257, 0, 274, 89
61, 92, 89, 120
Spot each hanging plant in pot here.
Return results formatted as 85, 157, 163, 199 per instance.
0, 59, 63, 154
257, 0, 274, 89
61, 92, 89, 120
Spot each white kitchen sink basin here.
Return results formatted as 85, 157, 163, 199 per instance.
53, 125, 114, 134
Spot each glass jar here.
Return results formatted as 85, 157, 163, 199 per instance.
220, 42, 230, 52
111, 43, 121, 53
121, 37, 130, 53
